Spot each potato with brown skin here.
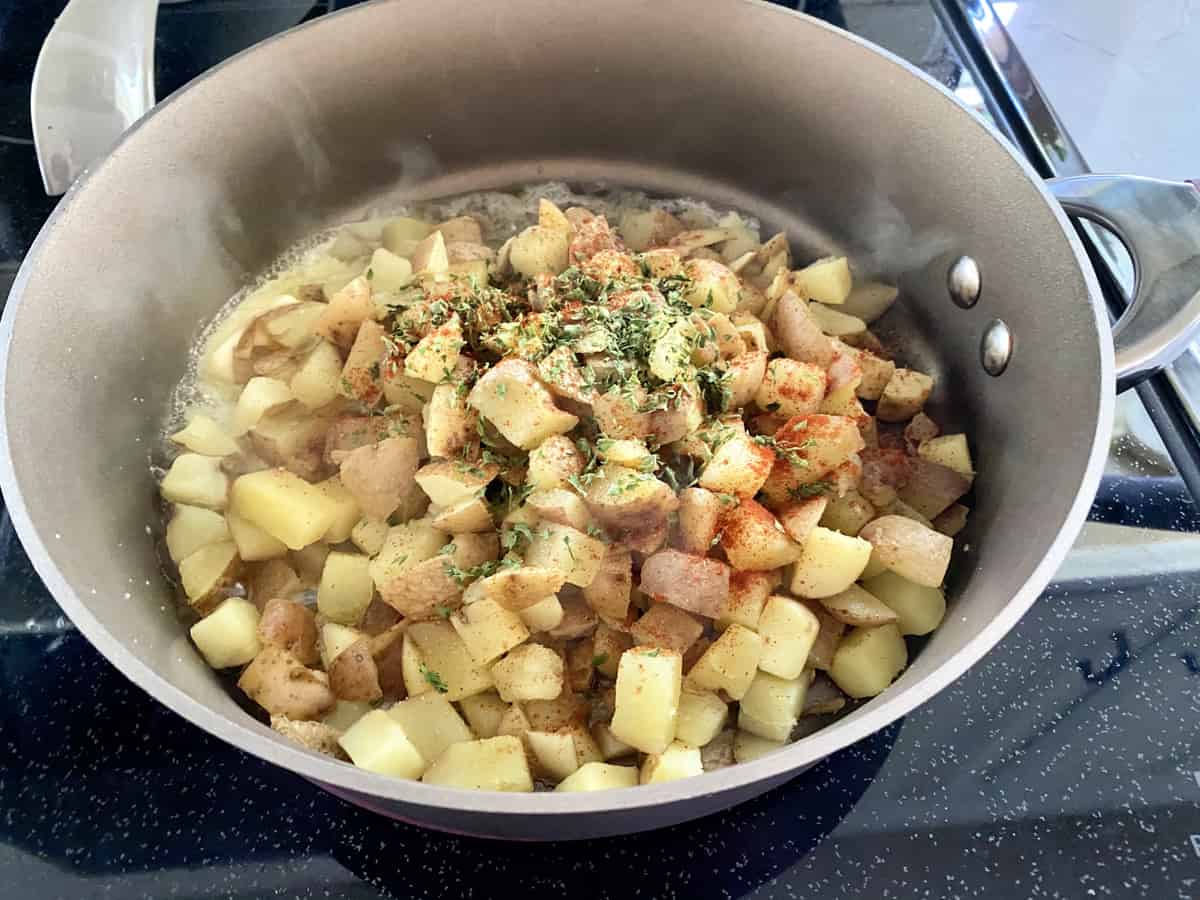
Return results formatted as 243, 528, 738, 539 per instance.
257, 597, 319, 665
425, 381, 479, 459
338, 435, 420, 521
250, 408, 335, 482
581, 545, 633, 624
897, 458, 972, 520
859, 447, 912, 508
548, 594, 600, 641
676, 487, 725, 555
327, 637, 383, 702
859, 515, 953, 587
798, 599, 846, 671
818, 584, 899, 627
639, 549, 730, 619
585, 466, 678, 534
238, 646, 336, 720
480, 567, 569, 611
323, 414, 399, 465
630, 603, 703, 654
315, 276, 374, 349
771, 292, 835, 367
339, 320, 386, 406
369, 623, 408, 698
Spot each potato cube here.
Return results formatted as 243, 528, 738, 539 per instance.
619, 208, 683, 251
314, 276, 373, 349
400, 634, 429, 698
367, 519, 446, 587
317, 551, 374, 625
232, 377, 294, 436
754, 358, 826, 418
630, 604, 703, 654
840, 280, 898, 323
685, 624, 762, 700
161, 453, 229, 510
404, 316, 463, 383
526, 489, 591, 531
225, 512, 288, 562
724, 350, 768, 408
717, 570, 776, 632
411, 230, 449, 274
319, 621, 364, 669
339, 709, 427, 778
697, 433, 775, 499
598, 438, 654, 470
933, 503, 970, 537
481, 567, 568, 612
166, 505, 230, 563
788, 526, 872, 598
230, 469, 339, 550
407, 621, 494, 701
682, 258, 739, 313
414, 460, 497, 508
819, 490, 876, 536
458, 691, 508, 739
859, 515, 952, 587
381, 216, 432, 251
350, 517, 389, 556
777, 497, 827, 544
854, 349, 896, 401
170, 414, 240, 457
918, 434, 974, 478
179, 541, 239, 608
640, 741, 703, 784
490, 643, 564, 702
591, 624, 632, 679
420, 735, 533, 791
431, 497, 494, 533
675, 690, 729, 747
526, 729, 583, 781
862, 570, 947, 635
829, 623, 908, 698
451, 598, 530, 665
314, 476, 362, 544
468, 359, 578, 450
808, 303, 866, 338
676, 487, 724, 555
733, 730, 785, 763
759, 415, 866, 504
819, 584, 898, 627
876, 368, 934, 423
720, 499, 803, 570
509, 225, 569, 277
323, 699, 371, 732
189, 597, 261, 668
756, 595, 820, 680
795, 256, 852, 305
526, 435, 584, 491
556, 761, 639, 792
738, 670, 808, 741
610, 646, 682, 754
582, 545, 633, 623
368, 246, 413, 291
388, 692, 474, 765
523, 523, 605, 588
591, 723, 636, 761
518, 594, 565, 632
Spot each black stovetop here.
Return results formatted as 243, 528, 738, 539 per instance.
2, 2, 1199, 898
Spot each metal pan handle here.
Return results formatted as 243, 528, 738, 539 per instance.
1047, 175, 1200, 393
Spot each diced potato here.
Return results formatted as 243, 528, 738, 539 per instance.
526, 434, 584, 490
524, 693, 589, 732
420, 735, 533, 791
733, 730, 785, 763
591, 625, 632, 681
676, 487, 724, 555
839, 280, 898, 323
451, 598, 530, 665
350, 517, 389, 556
367, 519, 446, 587
400, 634, 429, 698
759, 415, 866, 504
430, 497, 493, 532
527, 729, 586, 782
468, 359, 578, 450
322, 700, 370, 732
808, 303, 866, 339
876, 368, 934, 422
414, 460, 496, 508
682, 258, 739, 313
238, 646, 335, 720
509, 224, 570, 277
381, 216, 432, 252
933, 503, 970, 537
319, 621, 364, 668
314, 276, 373, 350
724, 350, 768, 409
819, 584, 898, 627
247, 407, 330, 482
640, 741, 703, 784
794, 256, 852, 305
755, 358, 826, 418
738, 670, 808, 741
787, 526, 872, 598
225, 511, 288, 562
591, 722, 636, 761
854, 349, 896, 401
480, 566, 568, 612
317, 551, 374, 625
189, 597, 261, 668
610, 646, 682, 754
523, 522, 605, 588
918, 434, 974, 478
179, 541, 239, 608
309, 476, 360, 544
171, 414, 240, 457
161, 453, 229, 510
777, 497, 827, 544
582, 545, 633, 623
288, 340, 342, 410
630, 604, 702, 654
388, 692, 474, 765
291, 542, 330, 584
327, 637, 382, 702
897, 458, 971, 520
757, 595, 821, 679
819, 490, 876, 536
407, 621, 494, 701
863, 570, 947, 635
675, 689, 729, 747
639, 549, 730, 619
620, 209, 684, 251
556, 761, 639, 792
526, 489, 590, 531
829, 623, 908, 698
368, 247, 413, 291
411, 230, 449, 274
339, 709, 426, 778
459, 691, 508, 738
859, 515, 952, 587
697, 433, 775, 499
685, 624, 762, 700
771, 292, 835, 368
717, 570, 776, 631
491, 643, 564, 702
232, 377, 294, 436
584, 465, 677, 537
405, 316, 464, 383
721, 499, 803, 570
230, 469, 339, 550
250, 559, 301, 607
257, 597, 318, 665
166, 505, 231, 563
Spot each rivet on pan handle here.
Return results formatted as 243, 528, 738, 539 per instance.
1047, 175, 1200, 393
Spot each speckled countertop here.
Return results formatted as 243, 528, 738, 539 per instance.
2, 2, 1199, 898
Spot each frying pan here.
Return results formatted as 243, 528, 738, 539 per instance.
2, 0, 1199, 839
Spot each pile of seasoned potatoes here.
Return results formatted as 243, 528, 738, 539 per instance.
159, 195, 974, 793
